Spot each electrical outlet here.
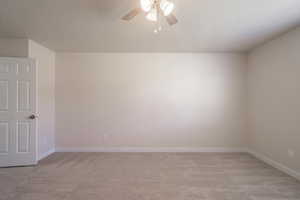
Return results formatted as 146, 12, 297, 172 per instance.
288, 149, 295, 158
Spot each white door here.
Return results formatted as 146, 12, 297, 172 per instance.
0, 58, 37, 167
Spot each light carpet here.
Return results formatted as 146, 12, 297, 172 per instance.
1, 152, 300, 200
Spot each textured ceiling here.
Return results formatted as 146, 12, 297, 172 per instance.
0, 0, 300, 52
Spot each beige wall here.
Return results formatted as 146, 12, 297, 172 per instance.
0, 38, 29, 57
248, 27, 300, 175
55, 53, 247, 150
28, 40, 56, 158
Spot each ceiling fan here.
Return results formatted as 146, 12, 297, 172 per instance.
122, 0, 178, 33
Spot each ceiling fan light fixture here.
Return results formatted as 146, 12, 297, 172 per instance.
146, 8, 157, 21
160, 0, 174, 16
122, 0, 178, 29
140, 0, 153, 12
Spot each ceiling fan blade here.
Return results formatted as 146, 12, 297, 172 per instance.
166, 14, 178, 26
122, 8, 142, 21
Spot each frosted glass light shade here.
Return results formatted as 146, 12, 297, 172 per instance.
160, 0, 174, 16
140, 0, 152, 12
146, 8, 157, 21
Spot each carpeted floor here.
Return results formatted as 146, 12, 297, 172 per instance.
0, 152, 300, 200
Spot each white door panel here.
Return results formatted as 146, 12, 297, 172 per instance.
0, 121, 9, 153
0, 58, 37, 167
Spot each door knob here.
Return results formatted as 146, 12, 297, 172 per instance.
29, 114, 37, 120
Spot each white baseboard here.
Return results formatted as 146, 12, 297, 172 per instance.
248, 149, 300, 181
38, 148, 55, 161
55, 147, 247, 153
